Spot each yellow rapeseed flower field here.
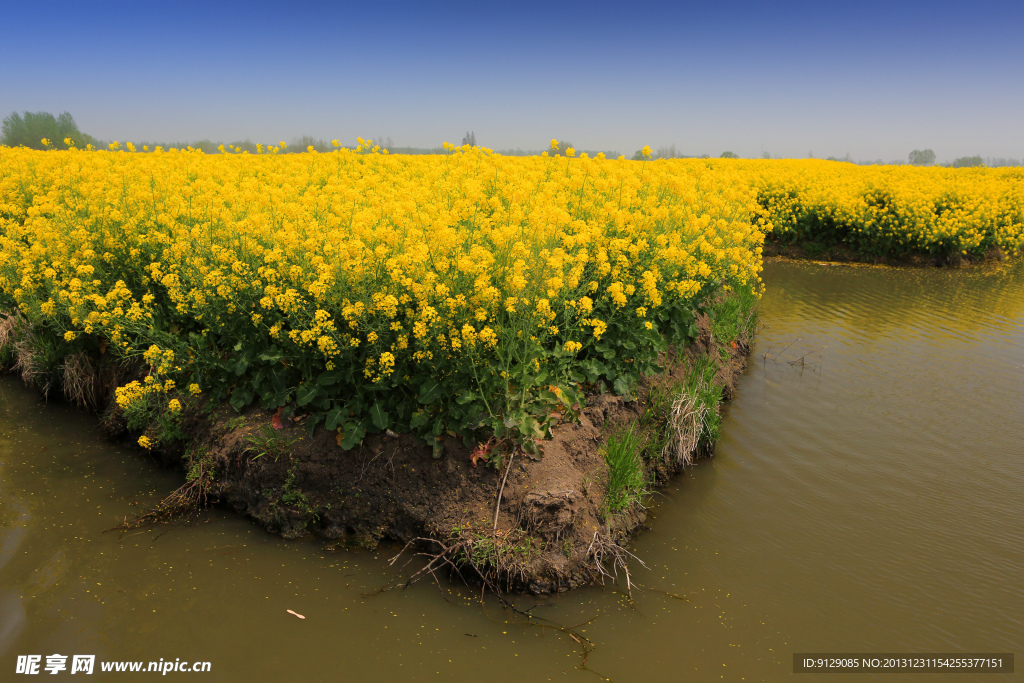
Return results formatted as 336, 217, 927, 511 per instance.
745, 159, 1024, 258
0, 144, 764, 454
0, 144, 1019, 455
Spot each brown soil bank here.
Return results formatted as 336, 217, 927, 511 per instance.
93, 311, 752, 595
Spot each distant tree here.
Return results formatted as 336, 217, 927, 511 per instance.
546, 139, 575, 157
631, 145, 654, 160
2, 111, 95, 149
985, 157, 1023, 167
291, 135, 335, 153
908, 149, 936, 166
655, 144, 681, 159
951, 155, 983, 168
461, 131, 476, 147
720, 151, 738, 159
761, 150, 772, 159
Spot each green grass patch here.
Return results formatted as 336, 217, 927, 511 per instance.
601, 424, 648, 515
710, 284, 759, 344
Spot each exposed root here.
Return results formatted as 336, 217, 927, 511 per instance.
586, 529, 647, 599
111, 458, 215, 533
492, 449, 515, 532
388, 523, 537, 596
385, 534, 602, 673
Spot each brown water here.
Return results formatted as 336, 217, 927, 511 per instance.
2, 259, 1022, 681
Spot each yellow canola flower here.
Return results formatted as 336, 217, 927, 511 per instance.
4, 143, 1012, 431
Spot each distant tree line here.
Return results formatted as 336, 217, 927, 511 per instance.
1, 111, 97, 149
950, 155, 983, 168
5, 113, 1019, 167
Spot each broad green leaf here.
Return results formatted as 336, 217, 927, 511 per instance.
295, 384, 319, 407
369, 403, 389, 430
418, 379, 443, 404
325, 407, 344, 431
258, 349, 283, 363
229, 387, 253, 412
317, 370, 343, 386
338, 421, 365, 450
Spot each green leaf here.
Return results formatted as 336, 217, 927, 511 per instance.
234, 357, 249, 375
521, 415, 544, 438
409, 410, 429, 430
418, 379, 443, 404
338, 421, 365, 450
455, 390, 476, 405
317, 370, 343, 386
537, 389, 559, 404
613, 375, 632, 396
325, 407, 344, 431
369, 403, 389, 430
295, 384, 319, 407
258, 349, 283, 363
229, 387, 254, 412
305, 412, 324, 437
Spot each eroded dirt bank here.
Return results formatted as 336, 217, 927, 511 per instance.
99, 313, 752, 595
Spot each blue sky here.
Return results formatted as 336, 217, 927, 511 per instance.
3, 0, 1022, 160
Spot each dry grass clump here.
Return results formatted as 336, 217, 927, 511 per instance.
3, 315, 51, 396
661, 386, 709, 466
61, 351, 100, 409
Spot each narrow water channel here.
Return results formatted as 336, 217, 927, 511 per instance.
2, 259, 1022, 681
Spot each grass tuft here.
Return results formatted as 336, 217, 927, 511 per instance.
710, 283, 760, 344
601, 424, 647, 514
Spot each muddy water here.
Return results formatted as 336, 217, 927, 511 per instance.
2, 259, 1022, 681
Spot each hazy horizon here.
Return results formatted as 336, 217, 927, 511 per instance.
3, 0, 1022, 162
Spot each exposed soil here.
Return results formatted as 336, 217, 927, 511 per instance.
105, 312, 752, 595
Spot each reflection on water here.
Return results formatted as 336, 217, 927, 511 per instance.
1, 259, 1022, 681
